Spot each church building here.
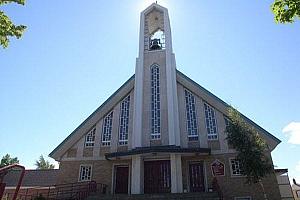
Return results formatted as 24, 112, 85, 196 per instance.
49, 3, 281, 199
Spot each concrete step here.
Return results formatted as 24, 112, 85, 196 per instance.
86, 192, 220, 200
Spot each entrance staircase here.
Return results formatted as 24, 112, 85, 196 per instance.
86, 192, 220, 200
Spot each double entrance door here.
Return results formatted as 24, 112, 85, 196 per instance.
144, 160, 171, 193
114, 160, 205, 194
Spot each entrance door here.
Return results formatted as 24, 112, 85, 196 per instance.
144, 160, 171, 193
189, 162, 205, 192
115, 166, 129, 194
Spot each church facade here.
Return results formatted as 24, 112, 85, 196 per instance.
49, 3, 281, 199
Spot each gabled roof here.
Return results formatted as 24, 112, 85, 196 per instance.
49, 75, 135, 160
49, 70, 280, 160
3, 169, 59, 187
176, 70, 281, 150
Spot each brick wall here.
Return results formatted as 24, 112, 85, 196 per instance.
57, 159, 130, 194
182, 153, 281, 200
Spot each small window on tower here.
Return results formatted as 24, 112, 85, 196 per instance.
149, 29, 165, 50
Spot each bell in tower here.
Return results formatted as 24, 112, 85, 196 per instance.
149, 29, 165, 50
144, 7, 166, 51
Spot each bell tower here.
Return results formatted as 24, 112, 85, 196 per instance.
132, 3, 180, 148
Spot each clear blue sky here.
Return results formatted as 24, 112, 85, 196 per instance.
1, 0, 299, 181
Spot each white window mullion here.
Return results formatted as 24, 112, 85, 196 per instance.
184, 89, 198, 141
204, 103, 218, 140
150, 64, 161, 140
119, 95, 130, 145
102, 112, 113, 146
79, 165, 92, 182
85, 127, 96, 147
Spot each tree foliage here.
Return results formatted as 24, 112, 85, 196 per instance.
271, 0, 300, 23
0, 0, 26, 48
0, 154, 19, 168
225, 107, 273, 184
35, 155, 55, 170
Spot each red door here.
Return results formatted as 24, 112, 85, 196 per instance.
189, 162, 205, 192
144, 160, 171, 193
115, 166, 129, 194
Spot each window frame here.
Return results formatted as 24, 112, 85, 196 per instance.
78, 164, 92, 182
84, 127, 96, 148
203, 102, 218, 140
150, 64, 161, 140
118, 95, 130, 146
229, 158, 244, 177
184, 89, 199, 141
102, 111, 113, 146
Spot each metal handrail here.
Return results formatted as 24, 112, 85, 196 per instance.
3, 181, 107, 200
0, 164, 26, 200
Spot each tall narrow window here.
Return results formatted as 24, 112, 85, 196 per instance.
102, 111, 113, 146
224, 117, 230, 130
150, 64, 161, 139
85, 127, 96, 147
184, 89, 198, 141
119, 95, 130, 145
204, 103, 218, 140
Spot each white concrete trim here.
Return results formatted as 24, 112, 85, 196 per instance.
131, 155, 142, 194
61, 157, 106, 161
170, 154, 183, 193
93, 119, 103, 158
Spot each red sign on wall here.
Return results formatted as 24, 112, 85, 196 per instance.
211, 159, 225, 177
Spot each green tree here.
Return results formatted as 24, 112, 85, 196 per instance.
0, 154, 19, 167
35, 155, 55, 169
225, 107, 273, 199
271, 0, 300, 23
0, 0, 26, 48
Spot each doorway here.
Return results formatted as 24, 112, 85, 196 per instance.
189, 162, 205, 192
144, 160, 171, 193
114, 165, 129, 194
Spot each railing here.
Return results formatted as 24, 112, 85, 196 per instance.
212, 177, 223, 200
2, 181, 107, 200
0, 164, 26, 200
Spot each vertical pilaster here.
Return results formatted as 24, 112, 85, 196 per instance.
111, 104, 121, 152
131, 155, 143, 194
93, 119, 103, 157
171, 154, 183, 193
132, 58, 143, 148
77, 137, 85, 159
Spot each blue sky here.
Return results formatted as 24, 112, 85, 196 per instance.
1, 0, 299, 182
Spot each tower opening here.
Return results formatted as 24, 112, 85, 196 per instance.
149, 29, 165, 50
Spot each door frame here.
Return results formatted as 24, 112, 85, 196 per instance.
143, 160, 171, 194
112, 164, 131, 194
186, 160, 208, 192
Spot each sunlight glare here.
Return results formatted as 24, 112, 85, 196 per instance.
137, 0, 169, 12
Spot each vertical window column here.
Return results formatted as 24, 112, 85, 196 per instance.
102, 112, 113, 146
119, 95, 130, 145
184, 89, 198, 141
150, 64, 161, 139
204, 103, 218, 140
